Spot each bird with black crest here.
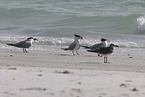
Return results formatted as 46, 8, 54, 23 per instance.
61, 34, 84, 55
87, 43, 119, 63
6, 37, 37, 53
82, 38, 110, 57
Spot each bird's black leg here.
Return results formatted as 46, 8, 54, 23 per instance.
25, 49, 28, 53
104, 56, 107, 63
76, 50, 79, 55
72, 51, 75, 56
23, 48, 28, 53
23, 48, 25, 53
104, 57, 105, 63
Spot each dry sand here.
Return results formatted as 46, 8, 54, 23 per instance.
0, 49, 145, 97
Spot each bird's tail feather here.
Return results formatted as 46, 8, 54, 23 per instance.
61, 48, 70, 50
87, 50, 96, 52
81, 45, 90, 49
6, 43, 16, 46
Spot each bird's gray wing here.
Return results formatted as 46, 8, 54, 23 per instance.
68, 42, 76, 50
90, 43, 105, 50
14, 40, 31, 48
98, 47, 113, 54
87, 47, 106, 53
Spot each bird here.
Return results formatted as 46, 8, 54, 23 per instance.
87, 43, 119, 63
61, 34, 84, 55
82, 38, 110, 50
6, 37, 37, 53
82, 38, 110, 56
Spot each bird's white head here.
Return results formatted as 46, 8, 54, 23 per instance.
27, 37, 37, 41
101, 38, 110, 42
74, 34, 84, 40
101, 38, 110, 47
27, 37, 37, 44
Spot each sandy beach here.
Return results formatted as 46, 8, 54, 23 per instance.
1, 0, 145, 97
1, 49, 145, 97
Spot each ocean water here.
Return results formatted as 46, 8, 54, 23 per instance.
0, 0, 145, 56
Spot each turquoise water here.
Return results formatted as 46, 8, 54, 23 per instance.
0, 0, 145, 56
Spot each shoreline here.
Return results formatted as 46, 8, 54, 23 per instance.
0, 48, 145, 73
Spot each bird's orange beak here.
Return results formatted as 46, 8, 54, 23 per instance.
79, 37, 84, 39
107, 40, 110, 42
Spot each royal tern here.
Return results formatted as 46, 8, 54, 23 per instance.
61, 34, 84, 55
7, 37, 37, 53
82, 38, 110, 50
87, 43, 119, 63
82, 38, 110, 56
